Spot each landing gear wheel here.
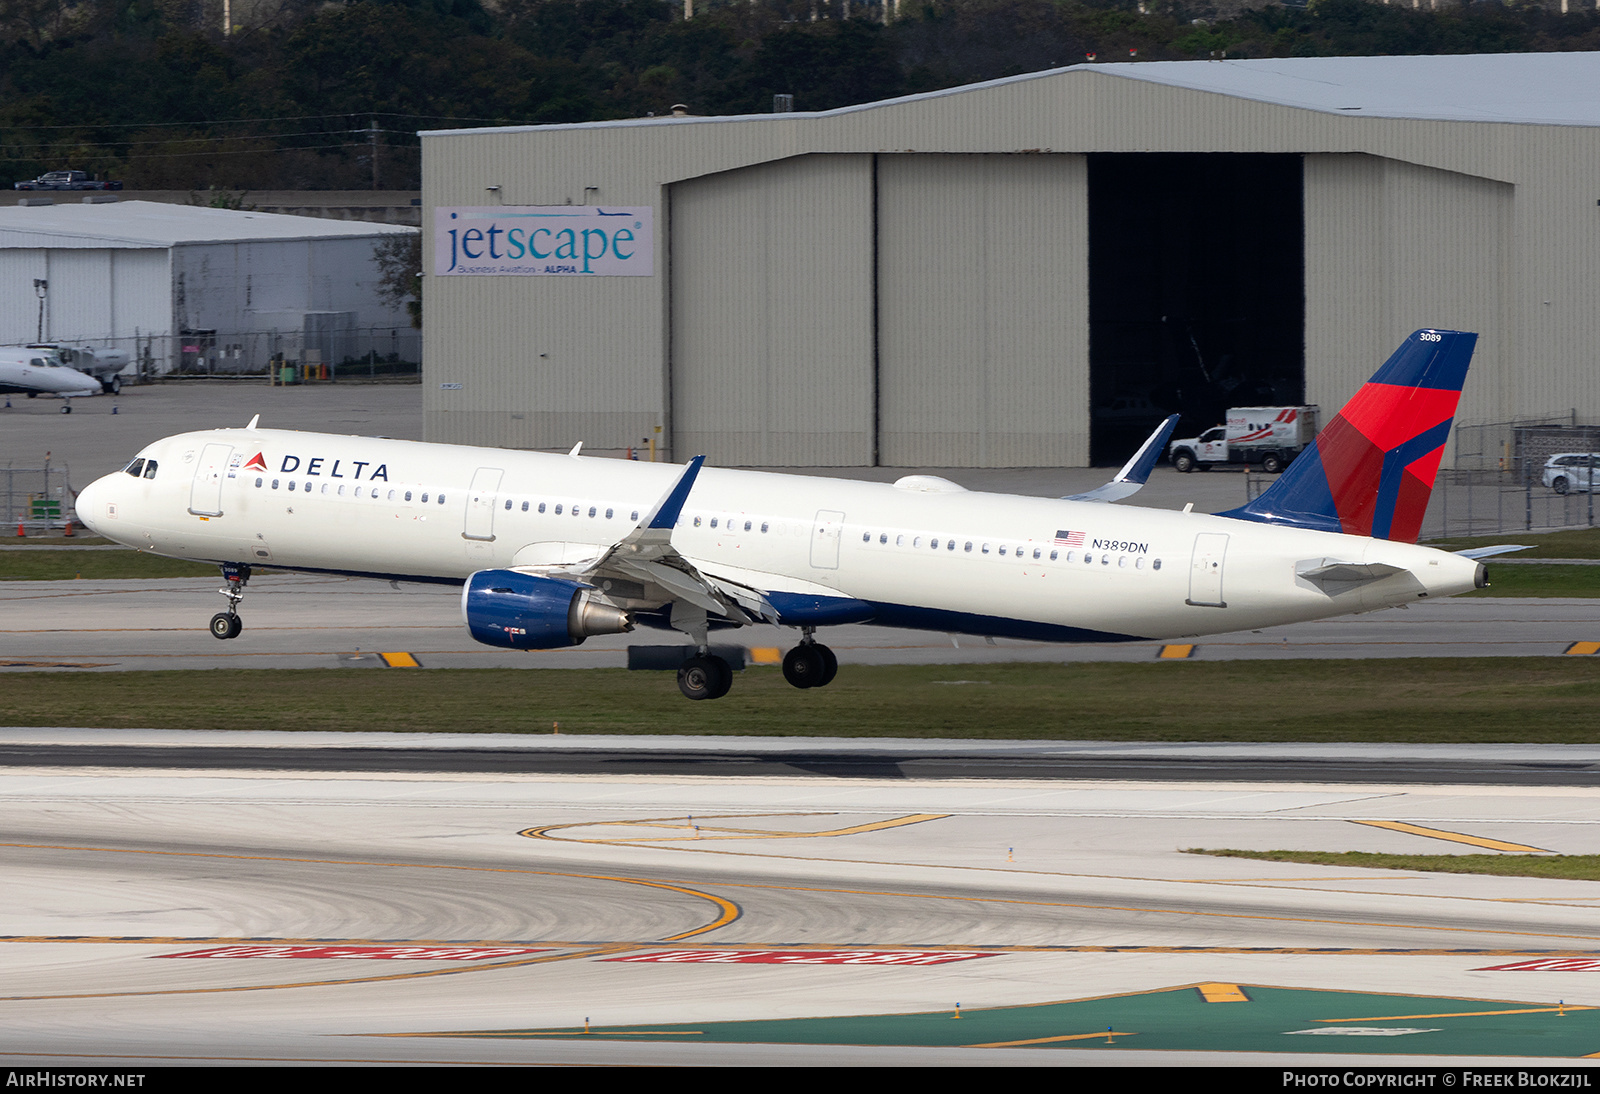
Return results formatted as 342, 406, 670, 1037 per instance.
1260, 453, 1283, 474
103, 377, 121, 394
678, 654, 732, 700
59, 404, 71, 414
209, 612, 242, 640
816, 644, 838, 687
782, 644, 827, 689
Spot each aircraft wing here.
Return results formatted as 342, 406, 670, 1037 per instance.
1065, 414, 1180, 503
510, 456, 763, 624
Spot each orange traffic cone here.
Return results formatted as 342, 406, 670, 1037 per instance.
15, 522, 23, 538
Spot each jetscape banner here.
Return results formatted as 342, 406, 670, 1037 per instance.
435, 206, 653, 276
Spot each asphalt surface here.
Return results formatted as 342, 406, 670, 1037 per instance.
2, 741, 1599, 1065
2, 732, 1599, 787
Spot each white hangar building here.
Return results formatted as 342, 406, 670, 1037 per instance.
420, 52, 1600, 467
0, 200, 418, 374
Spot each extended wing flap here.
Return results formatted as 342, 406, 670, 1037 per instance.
566, 455, 756, 625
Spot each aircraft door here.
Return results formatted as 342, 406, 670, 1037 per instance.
187, 443, 233, 517
1186, 532, 1229, 607
810, 510, 844, 570
463, 467, 505, 542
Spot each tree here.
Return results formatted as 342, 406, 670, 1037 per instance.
373, 232, 423, 329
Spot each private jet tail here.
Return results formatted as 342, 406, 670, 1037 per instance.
1219, 329, 1477, 543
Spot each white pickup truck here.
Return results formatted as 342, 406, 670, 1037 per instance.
1168, 405, 1319, 474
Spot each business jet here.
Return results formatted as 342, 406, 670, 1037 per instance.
0, 348, 101, 411
74, 329, 1503, 700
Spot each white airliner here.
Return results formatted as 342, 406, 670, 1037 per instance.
0, 348, 101, 411
74, 330, 1502, 700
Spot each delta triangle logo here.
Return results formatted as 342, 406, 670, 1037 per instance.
244, 452, 267, 472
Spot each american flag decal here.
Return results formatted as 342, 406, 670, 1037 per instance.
1054, 529, 1084, 547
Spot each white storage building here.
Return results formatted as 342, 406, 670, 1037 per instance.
0, 200, 418, 375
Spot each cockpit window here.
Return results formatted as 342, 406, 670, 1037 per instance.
124, 459, 145, 477
142, 460, 158, 479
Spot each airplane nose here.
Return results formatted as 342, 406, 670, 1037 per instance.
74, 477, 109, 536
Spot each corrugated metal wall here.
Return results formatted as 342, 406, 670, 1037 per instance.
422, 66, 1600, 463
877, 154, 1088, 466
1305, 153, 1513, 448
0, 247, 169, 345
669, 155, 875, 466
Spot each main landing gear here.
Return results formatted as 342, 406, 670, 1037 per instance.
677, 653, 734, 701
209, 563, 251, 640
781, 629, 838, 690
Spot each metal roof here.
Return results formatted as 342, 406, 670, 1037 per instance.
422, 50, 1600, 136
0, 200, 418, 249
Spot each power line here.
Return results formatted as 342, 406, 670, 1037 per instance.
0, 112, 524, 132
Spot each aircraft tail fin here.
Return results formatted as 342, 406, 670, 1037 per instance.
1218, 329, 1477, 543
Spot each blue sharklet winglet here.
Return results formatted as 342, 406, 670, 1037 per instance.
1066, 415, 1181, 503
644, 455, 705, 531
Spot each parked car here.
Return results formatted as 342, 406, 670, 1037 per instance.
1542, 452, 1600, 495
13, 170, 122, 191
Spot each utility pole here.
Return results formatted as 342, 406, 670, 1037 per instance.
33, 279, 46, 342
367, 117, 380, 190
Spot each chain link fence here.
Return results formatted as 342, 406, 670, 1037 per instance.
69, 325, 420, 382
1243, 419, 1599, 540
1, 463, 74, 533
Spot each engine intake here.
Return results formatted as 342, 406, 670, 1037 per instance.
462, 569, 632, 650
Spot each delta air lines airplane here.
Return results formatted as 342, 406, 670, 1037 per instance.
74, 330, 1501, 700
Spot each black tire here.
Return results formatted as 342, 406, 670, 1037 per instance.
677, 655, 728, 701
1261, 453, 1283, 474
1172, 451, 1195, 474
706, 655, 733, 699
59, 404, 71, 414
815, 644, 838, 687
1553, 477, 1570, 496
103, 377, 120, 394
782, 644, 826, 689
209, 612, 240, 640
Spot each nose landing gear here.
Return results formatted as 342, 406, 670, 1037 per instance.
782, 629, 838, 689
210, 563, 251, 640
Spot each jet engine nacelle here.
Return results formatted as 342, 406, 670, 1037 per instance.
462, 569, 633, 650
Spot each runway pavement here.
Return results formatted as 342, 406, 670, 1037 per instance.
2, 738, 1599, 1065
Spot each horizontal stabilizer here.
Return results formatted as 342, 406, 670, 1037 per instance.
1455, 544, 1533, 560
1296, 559, 1405, 584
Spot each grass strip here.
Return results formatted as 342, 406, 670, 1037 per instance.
1465, 563, 1600, 597
0, 550, 218, 580
1431, 526, 1600, 559
2, 659, 1599, 739
1186, 848, 1600, 882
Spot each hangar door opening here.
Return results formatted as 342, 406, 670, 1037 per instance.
1088, 154, 1303, 466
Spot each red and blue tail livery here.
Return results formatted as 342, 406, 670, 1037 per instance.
1221, 329, 1476, 543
